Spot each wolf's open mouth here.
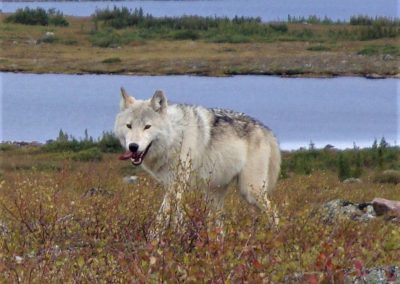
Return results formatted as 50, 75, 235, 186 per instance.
119, 142, 152, 166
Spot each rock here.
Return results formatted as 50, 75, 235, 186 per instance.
365, 73, 386, 79
343, 178, 362, 184
15, 256, 23, 264
290, 266, 399, 283
372, 198, 400, 217
320, 199, 374, 223
0, 221, 9, 236
82, 187, 113, 198
353, 266, 400, 283
321, 198, 400, 223
123, 175, 138, 184
383, 54, 394, 61
323, 144, 335, 150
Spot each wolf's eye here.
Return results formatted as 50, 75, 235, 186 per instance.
126, 124, 132, 129
144, 124, 151, 130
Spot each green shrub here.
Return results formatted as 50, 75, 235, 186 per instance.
269, 23, 288, 33
43, 130, 122, 154
382, 44, 400, 56
98, 132, 123, 153
172, 30, 200, 40
287, 15, 338, 25
0, 144, 17, 152
4, 7, 69, 26
5, 7, 49, 25
307, 45, 331, 51
49, 13, 69, 27
89, 29, 122, 47
357, 46, 379, 55
358, 44, 400, 56
71, 148, 103, 162
102, 57, 122, 64
350, 15, 400, 26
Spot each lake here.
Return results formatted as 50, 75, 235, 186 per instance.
1, 72, 398, 150
1, 0, 399, 21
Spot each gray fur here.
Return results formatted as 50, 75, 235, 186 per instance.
115, 88, 281, 230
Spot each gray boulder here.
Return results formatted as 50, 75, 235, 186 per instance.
320, 199, 375, 224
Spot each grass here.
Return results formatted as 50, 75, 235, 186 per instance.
358, 44, 400, 56
0, 12, 399, 76
0, 139, 399, 282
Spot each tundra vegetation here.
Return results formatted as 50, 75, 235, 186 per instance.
0, 132, 399, 282
0, 8, 399, 76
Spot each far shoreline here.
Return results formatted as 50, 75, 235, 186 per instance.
1, 69, 399, 80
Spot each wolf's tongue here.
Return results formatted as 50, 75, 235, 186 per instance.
119, 151, 133, 160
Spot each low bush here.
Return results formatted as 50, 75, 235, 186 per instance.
350, 15, 400, 26
43, 130, 122, 154
89, 29, 123, 47
306, 45, 331, 51
71, 147, 103, 162
373, 170, 400, 184
172, 30, 200, 40
102, 57, 122, 64
4, 7, 69, 26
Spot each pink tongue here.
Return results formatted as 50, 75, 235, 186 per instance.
119, 151, 133, 160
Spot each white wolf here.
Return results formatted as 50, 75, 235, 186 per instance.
114, 88, 281, 228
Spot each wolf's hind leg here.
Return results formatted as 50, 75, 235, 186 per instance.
238, 155, 279, 226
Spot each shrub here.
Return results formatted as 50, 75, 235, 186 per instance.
5, 7, 48, 26
373, 170, 400, 184
0, 144, 17, 152
172, 30, 200, 40
307, 45, 331, 51
43, 130, 122, 154
102, 57, 122, 64
48, 12, 69, 27
71, 147, 103, 162
350, 15, 400, 26
98, 132, 123, 153
89, 29, 122, 47
357, 46, 379, 55
269, 23, 288, 33
4, 7, 69, 26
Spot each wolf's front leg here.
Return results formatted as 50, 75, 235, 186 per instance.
150, 186, 185, 239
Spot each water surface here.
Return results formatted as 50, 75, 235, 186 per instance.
1, 73, 398, 150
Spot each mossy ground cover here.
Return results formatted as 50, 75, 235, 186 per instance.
0, 140, 399, 282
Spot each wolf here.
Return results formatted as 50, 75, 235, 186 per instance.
114, 88, 281, 229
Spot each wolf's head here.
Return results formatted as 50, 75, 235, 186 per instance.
114, 88, 168, 166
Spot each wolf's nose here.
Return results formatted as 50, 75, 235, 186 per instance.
129, 143, 139, 153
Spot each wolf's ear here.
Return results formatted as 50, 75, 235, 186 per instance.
151, 90, 168, 113
120, 87, 135, 110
